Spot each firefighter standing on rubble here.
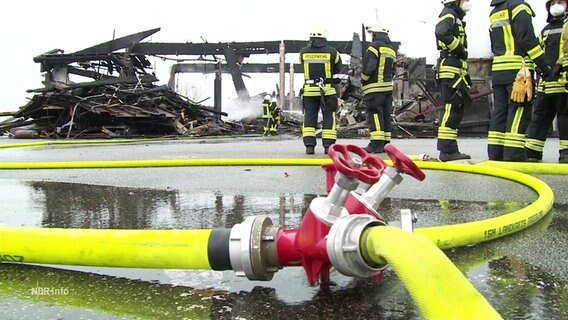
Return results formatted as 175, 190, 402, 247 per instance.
434, 0, 472, 162
300, 26, 342, 155
525, 0, 568, 163
488, 0, 554, 161
261, 95, 272, 136
360, 23, 397, 154
268, 97, 280, 135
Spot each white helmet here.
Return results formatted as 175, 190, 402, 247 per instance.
309, 26, 328, 39
264, 94, 271, 100
366, 23, 389, 34
271, 98, 278, 103
441, 0, 457, 4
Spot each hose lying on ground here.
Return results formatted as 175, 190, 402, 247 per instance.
0, 155, 556, 320
362, 226, 502, 320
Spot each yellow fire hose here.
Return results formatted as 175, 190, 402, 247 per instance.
0, 158, 327, 169
362, 226, 502, 319
0, 156, 566, 176
413, 161, 553, 249
0, 154, 558, 320
356, 161, 552, 320
1, 136, 566, 174
0, 228, 212, 269
476, 160, 568, 175
0, 135, 243, 150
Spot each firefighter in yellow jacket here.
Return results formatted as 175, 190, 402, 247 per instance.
435, 0, 472, 162
525, 0, 568, 163
488, 0, 554, 161
261, 95, 272, 135
268, 97, 279, 135
361, 23, 396, 154
299, 26, 342, 155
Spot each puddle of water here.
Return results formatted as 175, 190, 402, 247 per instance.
0, 180, 567, 319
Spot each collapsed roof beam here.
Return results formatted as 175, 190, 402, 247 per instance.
170, 63, 305, 74
222, 46, 248, 99
73, 28, 161, 56
131, 40, 355, 55
34, 28, 161, 65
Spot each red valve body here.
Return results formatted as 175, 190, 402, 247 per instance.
275, 144, 397, 286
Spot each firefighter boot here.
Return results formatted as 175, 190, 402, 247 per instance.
439, 152, 471, 162
306, 146, 315, 155
364, 141, 384, 154
560, 156, 568, 164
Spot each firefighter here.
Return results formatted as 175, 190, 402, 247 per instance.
361, 23, 396, 154
300, 26, 343, 155
434, 0, 472, 162
526, 0, 568, 163
488, 0, 554, 161
268, 97, 279, 135
261, 94, 272, 136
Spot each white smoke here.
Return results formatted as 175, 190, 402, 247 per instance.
221, 93, 263, 121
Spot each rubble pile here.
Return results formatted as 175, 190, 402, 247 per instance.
0, 79, 242, 139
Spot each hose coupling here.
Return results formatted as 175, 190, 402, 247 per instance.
388, 209, 417, 233
326, 215, 386, 278
229, 216, 281, 280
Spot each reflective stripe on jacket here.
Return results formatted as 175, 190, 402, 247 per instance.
538, 19, 567, 94
262, 100, 271, 118
435, 5, 470, 87
361, 37, 396, 95
489, 0, 546, 84
300, 40, 342, 97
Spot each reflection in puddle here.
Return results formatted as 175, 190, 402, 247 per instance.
1, 181, 568, 319
0, 181, 536, 230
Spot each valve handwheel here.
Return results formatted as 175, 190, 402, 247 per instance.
328, 144, 386, 184
384, 144, 426, 181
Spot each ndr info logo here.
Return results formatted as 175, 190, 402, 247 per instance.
30, 282, 70, 296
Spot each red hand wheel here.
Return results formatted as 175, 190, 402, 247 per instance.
327, 144, 386, 184
384, 144, 426, 181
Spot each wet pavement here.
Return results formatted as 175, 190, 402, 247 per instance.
0, 135, 567, 319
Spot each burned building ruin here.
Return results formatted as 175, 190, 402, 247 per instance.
0, 27, 494, 139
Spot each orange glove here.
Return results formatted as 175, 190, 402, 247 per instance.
511, 66, 532, 103
510, 76, 527, 103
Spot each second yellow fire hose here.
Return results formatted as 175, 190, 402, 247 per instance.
362, 226, 502, 319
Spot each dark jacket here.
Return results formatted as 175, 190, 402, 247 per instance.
537, 17, 566, 94
489, 0, 550, 85
299, 38, 342, 97
435, 4, 469, 86
435, 4, 468, 59
361, 32, 396, 95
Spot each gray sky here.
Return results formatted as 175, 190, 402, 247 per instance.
0, 0, 548, 112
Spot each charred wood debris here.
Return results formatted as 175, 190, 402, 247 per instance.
0, 28, 301, 139
0, 58, 272, 139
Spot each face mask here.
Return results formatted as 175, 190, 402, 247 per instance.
460, 0, 472, 12
550, 3, 566, 17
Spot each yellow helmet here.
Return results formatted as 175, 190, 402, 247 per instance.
366, 23, 389, 34
309, 26, 328, 39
